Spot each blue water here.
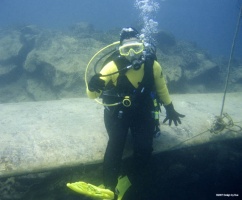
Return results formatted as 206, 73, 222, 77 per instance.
0, 0, 241, 57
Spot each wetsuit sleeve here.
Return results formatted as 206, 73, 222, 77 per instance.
153, 61, 172, 105
86, 61, 118, 99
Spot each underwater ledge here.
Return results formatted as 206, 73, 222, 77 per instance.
1, 135, 242, 200
0, 92, 241, 178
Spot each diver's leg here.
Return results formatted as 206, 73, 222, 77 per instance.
103, 108, 129, 192
131, 112, 155, 199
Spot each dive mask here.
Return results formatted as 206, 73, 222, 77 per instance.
119, 42, 144, 56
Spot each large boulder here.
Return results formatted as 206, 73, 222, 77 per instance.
24, 32, 106, 96
175, 41, 219, 83
183, 52, 219, 82
0, 25, 40, 85
0, 30, 23, 82
157, 41, 220, 92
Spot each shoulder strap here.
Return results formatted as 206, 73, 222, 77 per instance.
137, 55, 155, 93
113, 56, 131, 75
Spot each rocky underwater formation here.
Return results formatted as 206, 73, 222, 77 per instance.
0, 23, 241, 103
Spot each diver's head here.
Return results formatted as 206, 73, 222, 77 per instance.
120, 27, 140, 44
119, 27, 144, 67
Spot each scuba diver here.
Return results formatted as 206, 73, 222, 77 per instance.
68, 27, 185, 200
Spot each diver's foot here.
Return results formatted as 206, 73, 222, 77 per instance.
67, 181, 114, 199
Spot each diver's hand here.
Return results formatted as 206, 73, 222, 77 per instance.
88, 74, 105, 93
163, 103, 185, 126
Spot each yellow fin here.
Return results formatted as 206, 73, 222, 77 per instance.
116, 176, 132, 200
66, 181, 114, 199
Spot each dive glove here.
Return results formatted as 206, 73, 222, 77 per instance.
163, 103, 185, 126
88, 73, 105, 93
